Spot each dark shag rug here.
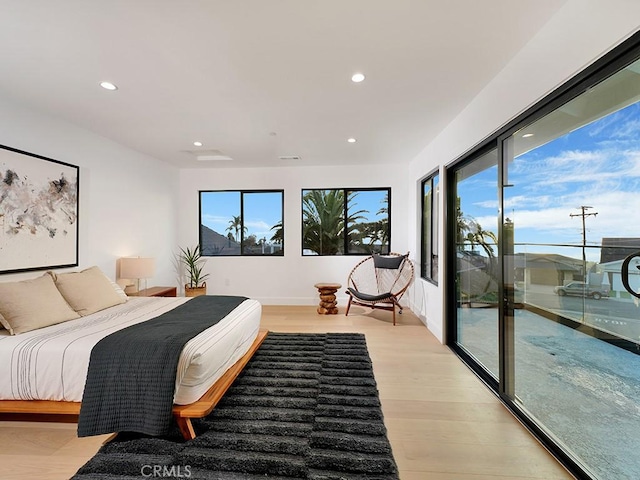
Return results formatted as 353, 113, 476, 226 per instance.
72, 332, 399, 479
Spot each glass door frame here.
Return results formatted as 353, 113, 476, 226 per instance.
445, 141, 500, 394
445, 30, 640, 480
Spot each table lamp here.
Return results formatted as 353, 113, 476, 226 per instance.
120, 257, 155, 294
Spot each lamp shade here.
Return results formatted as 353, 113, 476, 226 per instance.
120, 257, 155, 279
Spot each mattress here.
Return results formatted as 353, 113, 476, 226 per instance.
0, 296, 261, 405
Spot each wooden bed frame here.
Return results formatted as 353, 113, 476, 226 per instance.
0, 329, 268, 440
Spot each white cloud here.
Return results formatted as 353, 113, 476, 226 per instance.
507, 190, 640, 242
511, 148, 640, 205
201, 214, 230, 227
244, 219, 276, 237
612, 118, 640, 139
503, 194, 554, 210
588, 109, 626, 137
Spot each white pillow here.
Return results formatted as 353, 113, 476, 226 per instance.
52, 266, 126, 316
0, 274, 80, 335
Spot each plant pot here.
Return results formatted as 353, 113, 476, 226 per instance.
185, 282, 207, 297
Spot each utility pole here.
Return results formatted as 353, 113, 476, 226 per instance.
570, 206, 598, 282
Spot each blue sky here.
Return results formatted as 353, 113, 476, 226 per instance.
200, 191, 283, 242
459, 100, 640, 262
345, 190, 387, 222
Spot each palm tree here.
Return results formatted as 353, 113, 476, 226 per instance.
376, 191, 388, 216
302, 190, 370, 255
455, 197, 499, 302
355, 220, 387, 254
270, 220, 283, 245
302, 190, 345, 255
375, 191, 390, 250
455, 197, 496, 256
345, 191, 369, 251
226, 215, 246, 242
346, 192, 389, 253
464, 219, 498, 258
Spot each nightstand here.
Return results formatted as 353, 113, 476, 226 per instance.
130, 286, 177, 297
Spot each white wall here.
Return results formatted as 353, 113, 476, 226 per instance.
0, 95, 179, 285
179, 164, 411, 305
407, 0, 640, 342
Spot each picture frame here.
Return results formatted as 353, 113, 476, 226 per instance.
0, 144, 79, 274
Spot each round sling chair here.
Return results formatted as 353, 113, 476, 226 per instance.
345, 252, 414, 325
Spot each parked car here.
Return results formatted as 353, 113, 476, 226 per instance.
553, 281, 610, 300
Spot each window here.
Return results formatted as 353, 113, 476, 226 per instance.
421, 172, 439, 282
451, 148, 499, 378
199, 190, 284, 256
301, 188, 390, 256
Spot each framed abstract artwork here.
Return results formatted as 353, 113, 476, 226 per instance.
0, 144, 79, 274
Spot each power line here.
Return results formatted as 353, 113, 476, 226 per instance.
570, 206, 598, 277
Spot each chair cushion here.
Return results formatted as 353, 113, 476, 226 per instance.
347, 287, 393, 302
373, 254, 406, 269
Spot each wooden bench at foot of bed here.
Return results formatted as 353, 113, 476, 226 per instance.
0, 329, 269, 441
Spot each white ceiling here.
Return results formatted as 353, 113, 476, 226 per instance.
0, 0, 567, 168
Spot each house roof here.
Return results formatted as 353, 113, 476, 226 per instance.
600, 238, 640, 264
201, 224, 240, 256
513, 253, 582, 272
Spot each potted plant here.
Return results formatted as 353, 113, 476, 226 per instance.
180, 245, 210, 297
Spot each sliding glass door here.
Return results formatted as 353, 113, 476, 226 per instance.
449, 37, 640, 479
452, 148, 500, 380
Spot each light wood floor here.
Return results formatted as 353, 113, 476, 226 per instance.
0, 305, 574, 480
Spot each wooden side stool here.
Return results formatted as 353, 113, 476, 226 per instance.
314, 283, 341, 315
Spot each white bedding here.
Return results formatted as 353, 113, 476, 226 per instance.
0, 296, 261, 405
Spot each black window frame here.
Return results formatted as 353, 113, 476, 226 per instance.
420, 170, 439, 283
199, 189, 284, 257
301, 187, 391, 256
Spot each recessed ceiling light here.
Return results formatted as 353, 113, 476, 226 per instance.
347, 138, 357, 143
522, 133, 534, 138
99, 81, 118, 91
351, 73, 365, 83
193, 141, 203, 147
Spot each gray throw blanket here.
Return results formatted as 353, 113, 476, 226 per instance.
77, 295, 247, 437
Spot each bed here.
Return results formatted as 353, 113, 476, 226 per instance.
0, 267, 265, 440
